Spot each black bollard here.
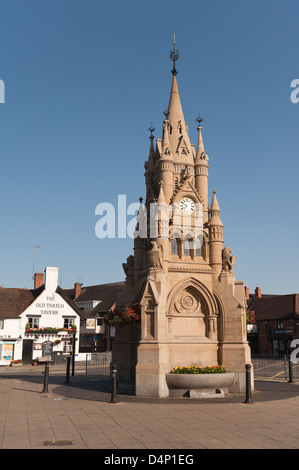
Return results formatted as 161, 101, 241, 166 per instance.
244, 363, 253, 404
72, 333, 75, 377
110, 364, 118, 403
65, 355, 71, 385
42, 361, 50, 393
288, 359, 294, 383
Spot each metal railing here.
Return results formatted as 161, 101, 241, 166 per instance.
85, 352, 112, 375
251, 354, 299, 381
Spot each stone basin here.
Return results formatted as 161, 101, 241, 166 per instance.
166, 372, 235, 398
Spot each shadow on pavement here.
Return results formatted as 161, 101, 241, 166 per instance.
2, 366, 299, 404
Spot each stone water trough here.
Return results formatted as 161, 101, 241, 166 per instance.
166, 372, 236, 398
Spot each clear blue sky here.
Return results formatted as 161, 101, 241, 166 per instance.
0, 0, 298, 294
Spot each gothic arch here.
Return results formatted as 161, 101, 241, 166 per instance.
167, 278, 219, 340
167, 277, 218, 318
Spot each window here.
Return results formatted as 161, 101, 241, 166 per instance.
62, 340, 72, 353
64, 318, 75, 329
80, 335, 93, 348
184, 235, 193, 256
96, 318, 103, 326
27, 317, 39, 329
0, 319, 4, 330
195, 234, 203, 257
277, 320, 283, 329
171, 233, 180, 256
171, 238, 178, 255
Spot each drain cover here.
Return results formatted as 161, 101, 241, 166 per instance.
44, 440, 73, 446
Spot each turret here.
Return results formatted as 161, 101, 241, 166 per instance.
133, 197, 147, 279
194, 122, 209, 224
209, 190, 223, 276
159, 119, 174, 203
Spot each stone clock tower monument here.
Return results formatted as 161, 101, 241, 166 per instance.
114, 38, 252, 397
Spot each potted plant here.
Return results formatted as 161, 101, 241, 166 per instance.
10, 359, 22, 367
32, 358, 39, 366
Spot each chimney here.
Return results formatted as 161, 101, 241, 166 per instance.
44, 267, 59, 294
255, 286, 262, 299
245, 286, 250, 300
34, 273, 44, 289
74, 282, 82, 299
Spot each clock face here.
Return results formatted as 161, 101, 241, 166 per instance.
180, 197, 195, 215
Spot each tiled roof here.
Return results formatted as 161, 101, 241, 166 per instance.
0, 285, 44, 319
248, 294, 299, 321
65, 282, 126, 316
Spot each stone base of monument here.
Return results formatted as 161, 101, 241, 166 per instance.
166, 373, 235, 398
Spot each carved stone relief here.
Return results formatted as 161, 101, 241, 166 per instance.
174, 287, 202, 315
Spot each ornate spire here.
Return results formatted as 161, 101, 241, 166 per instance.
210, 190, 220, 213
166, 36, 193, 162
148, 123, 155, 158
158, 180, 166, 205
170, 33, 179, 75
162, 120, 171, 156
195, 115, 206, 162
209, 190, 223, 227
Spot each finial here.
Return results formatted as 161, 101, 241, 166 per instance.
139, 197, 143, 204
212, 189, 216, 195
196, 113, 204, 126
162, 105, 168, 117
170, 33, 179, 75
148, 123, 155, 139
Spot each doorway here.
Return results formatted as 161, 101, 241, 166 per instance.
22, 339, 33, 364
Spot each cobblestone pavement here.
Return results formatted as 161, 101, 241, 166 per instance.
1, 364, 299, 451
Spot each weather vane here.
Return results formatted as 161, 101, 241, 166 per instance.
170, 33, 179, 75
148, 123, 155, 137
196, 113, 204, 125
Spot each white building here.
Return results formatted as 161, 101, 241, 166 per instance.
0, 267, 84, 365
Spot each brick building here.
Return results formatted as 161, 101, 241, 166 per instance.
246, 287, 299, 355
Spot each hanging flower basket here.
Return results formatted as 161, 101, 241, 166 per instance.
104, 304, 141, 326
246, 309, 256, 325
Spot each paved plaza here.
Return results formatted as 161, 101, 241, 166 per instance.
0, 364, 299, 450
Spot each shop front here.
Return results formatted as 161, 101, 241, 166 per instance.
0, 341, 15, 365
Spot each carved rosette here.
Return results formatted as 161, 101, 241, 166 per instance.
174, 288, 202, 315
